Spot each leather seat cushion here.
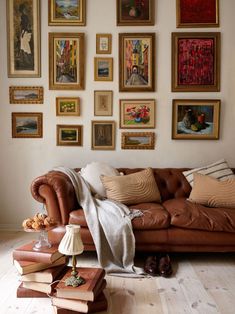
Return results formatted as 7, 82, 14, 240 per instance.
69, 202, 170, 230
163, 198, 235, 233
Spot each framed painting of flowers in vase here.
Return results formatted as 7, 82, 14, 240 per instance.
120, 99, 155, 129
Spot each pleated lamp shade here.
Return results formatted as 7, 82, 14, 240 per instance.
58, 225, 84, 256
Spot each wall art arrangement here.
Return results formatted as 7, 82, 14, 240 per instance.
56, 97, 80, 116
121, 132, 155, 149
57, 124, 83, 146
7, 0, 41, 78
9, 86, 43, 104
12, 112, 43, 138
92, 121, 115, 150
172, 99, 220, 140
96, 34, 112, 54
48, 0, 86, 26
94, 57, 113, 81
94, 91, 113, 116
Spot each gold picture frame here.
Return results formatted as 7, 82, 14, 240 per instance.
56, 97, 80, 116
96, 34, 112, 54
49, 32, 85, 90
119, 33, 155, 92
94, 57, 113, 81
57, 124, 83, 146
121, 132, 155, 149
7, 0, 41, 78
92, 120, 115, 150
172, 99, 220, 140
9, 86, 43, 104
12, 112, 43, 138
94, 91, 113, 116
48, 0, 86, 26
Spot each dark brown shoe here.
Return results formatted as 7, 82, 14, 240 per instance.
144, 255, 159, 276
158, 253, 172, 277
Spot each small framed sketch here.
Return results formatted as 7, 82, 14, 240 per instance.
176, 0, 219, 28
56, 97, 80, 116
7, 0, 41, 77
96, 34, 112, 54
120, 99, 155, 129
48, 0, 86, 26
12, 112, 43, 138
119, 33, 155, 92
94, 57, 113, 81
172, 99, 220, 140
121, 132, 155, 149
49, 32, 84, 90
94, 91, 113, 116
9, 86, 43, 104
92, 121, 115, 150
117, 0, 155, 26
172, 32, 220, 92
57, 125, 83, 146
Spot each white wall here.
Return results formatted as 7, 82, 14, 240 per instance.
0, 0, 235, 228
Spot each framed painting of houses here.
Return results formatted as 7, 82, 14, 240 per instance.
48, 0, 86, 26
172, 99, 220, 140
176, 0, 219, 28
12, 112, 43, 138
117, 0, 155, 26
7, 0, 41, 77
49, 32, 84, 90
172, 32, 220, 92
119, 33, 155, 92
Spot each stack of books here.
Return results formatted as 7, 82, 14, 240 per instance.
51, 267, 108, 313
13, 241, 68, 298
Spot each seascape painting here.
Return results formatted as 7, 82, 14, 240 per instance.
121, 132, 155, 149
10, 86, 43, 104
12, 112, 42, 138
16, 117, 38, 134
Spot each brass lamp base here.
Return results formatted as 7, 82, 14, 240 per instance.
65, 275, 85, 287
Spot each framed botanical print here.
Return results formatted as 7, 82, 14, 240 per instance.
119, 99, 155, 129
57, 125, 83, 146
48, 0, 86, 26
92, 121, 115, 150
117, 0, 155, 26
7, 0, 41, 77
9, 86, 43, 104
172, 32, 220, 92
94, 91, 113, 116
12, 112, 43, 138
56, 97, 80, 116
119, 33, 155, 92
49, 32, 84, 90
94, 57, 113, 81
172, 99, 220, 140
96, 34, 112, 54
121, 132, 155, 149
176, 0, 219, 28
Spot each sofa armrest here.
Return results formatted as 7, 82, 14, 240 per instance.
31, 171, 80, 225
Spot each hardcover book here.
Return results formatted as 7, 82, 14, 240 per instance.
17, 283, 48, 298
52, 291, 108, 313
14, 255, 68, 275
13, 242, 63, 264
22, 279, 59, 294
56, 268, 105, 301
21, 264, 68, 283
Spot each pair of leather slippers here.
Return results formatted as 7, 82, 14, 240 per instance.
144, 253, 173, 277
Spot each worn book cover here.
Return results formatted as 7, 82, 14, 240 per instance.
52, 291, 108, 313
13, 242, 63, 263
14, 255, 68, 275
22, 279, 59, 294
17, 283, 48, 298
56, 268, 105, 301
21, 264, 68, 283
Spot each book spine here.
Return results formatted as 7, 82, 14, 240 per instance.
17, 284, 48, 298
13, 250, 53, 264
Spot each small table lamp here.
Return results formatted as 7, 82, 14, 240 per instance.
58, 224, 85, 287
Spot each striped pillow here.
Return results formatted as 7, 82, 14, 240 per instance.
183, 159, 235, 187
100, 168, 161, 205
188, 173, 235, 208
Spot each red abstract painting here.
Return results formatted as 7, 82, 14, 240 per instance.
180, 0, 217, 24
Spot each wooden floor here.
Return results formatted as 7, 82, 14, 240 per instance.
0, 231, 235, 314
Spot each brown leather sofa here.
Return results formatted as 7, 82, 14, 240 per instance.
31, 168, 235, 252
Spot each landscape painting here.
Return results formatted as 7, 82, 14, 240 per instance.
57, 125, 82, 146
94, 58, 113, 81
172, 99, 220, 139
48, 0, 86, 25
7, 0, 40, 77
12, 112, 42, 138
10, 86, 43, 104
121, 132, 155, 149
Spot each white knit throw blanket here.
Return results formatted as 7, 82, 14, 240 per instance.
53, 167, 144, 276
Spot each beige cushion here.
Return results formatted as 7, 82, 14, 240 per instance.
183, 159, 235, 187
188, 173, 235, 208
100, 168, 161, 205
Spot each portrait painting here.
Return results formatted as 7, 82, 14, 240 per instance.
12, 112, 43, 138
92, 121, 115, 150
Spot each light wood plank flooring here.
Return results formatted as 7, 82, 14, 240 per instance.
0, 231, 235, 314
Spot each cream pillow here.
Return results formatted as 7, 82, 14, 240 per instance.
183, 159, 235, 187
100, 168, 161, 205
80, 162, 120, 198
188, 173, 235, 208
